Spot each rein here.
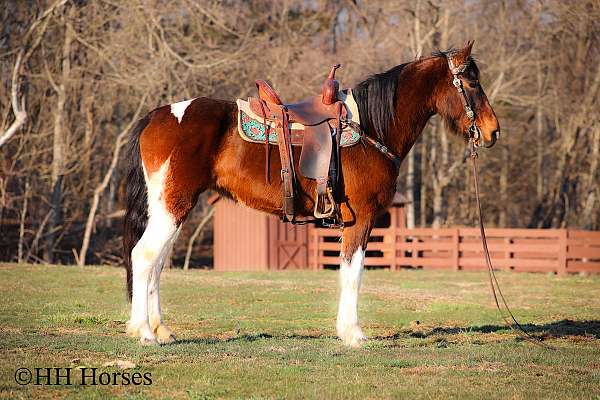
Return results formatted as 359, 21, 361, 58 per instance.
469, 140, 551, 349
448, 54, 550, 348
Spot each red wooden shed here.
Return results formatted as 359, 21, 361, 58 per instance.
213, 193, 407, 271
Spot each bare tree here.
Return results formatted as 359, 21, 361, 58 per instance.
0, 0, 598, 265
77, 95, 147, 266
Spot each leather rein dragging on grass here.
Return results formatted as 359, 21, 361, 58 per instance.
468, 140, 551, 349
448, 54, 551, 349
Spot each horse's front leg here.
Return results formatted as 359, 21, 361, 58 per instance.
337, 219, 372, 347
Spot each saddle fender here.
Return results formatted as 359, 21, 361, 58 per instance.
299, 123, 333, 181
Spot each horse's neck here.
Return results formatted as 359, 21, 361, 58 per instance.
388, 58, 444, 160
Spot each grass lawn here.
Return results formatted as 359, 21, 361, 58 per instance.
0, 263, 599, 399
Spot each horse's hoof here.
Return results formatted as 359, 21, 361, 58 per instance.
139, 335, 159, 346
128, 321, 158, 345
155, 325, 177, 345
338, 325, 367, 347
126, 322, 141, 338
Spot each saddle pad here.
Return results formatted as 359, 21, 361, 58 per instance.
236, 89, 361, 147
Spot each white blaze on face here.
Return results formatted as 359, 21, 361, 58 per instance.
170, 99, 194, 124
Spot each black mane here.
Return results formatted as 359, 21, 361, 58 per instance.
352, 64, 407, 143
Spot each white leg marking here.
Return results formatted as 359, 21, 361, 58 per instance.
128, 160, 177, 345
336, 247, 366, 347
148, 227, 180, 344
170, 99, 194, 124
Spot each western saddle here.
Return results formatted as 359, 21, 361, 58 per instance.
249, 64, 347, 227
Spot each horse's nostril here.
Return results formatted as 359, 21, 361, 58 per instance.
483, 130, 499, 148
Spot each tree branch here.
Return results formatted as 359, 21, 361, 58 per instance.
77, 94, 148, 266
0, 0, 67, 148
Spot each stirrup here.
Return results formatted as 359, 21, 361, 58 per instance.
314, 187, 336, 219
321, 217, 344, 229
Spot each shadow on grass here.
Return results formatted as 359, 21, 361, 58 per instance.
173, 320, 599, 346
374, 319, 600, 341
176, 332, 335, 345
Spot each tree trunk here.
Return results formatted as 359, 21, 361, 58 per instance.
183, 207, 215, 270
46, 176, 63, 263
46, 9, 73, 263
78, 95, 146, 266
535, 63, 545, 203
498, 145, 509, 226
17, 180, 30, 264
81, 95, 94, 197
419, 131, 428, 226
432, 183, 443, 229
581, 129, 599, 229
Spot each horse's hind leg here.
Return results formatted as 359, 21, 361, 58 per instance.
146, 236, 176, 344
337, 217, 373, 347
127, 161, 178, 345
148, 232, 179, 344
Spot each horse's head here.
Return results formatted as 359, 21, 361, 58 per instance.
437, 41, 500, 148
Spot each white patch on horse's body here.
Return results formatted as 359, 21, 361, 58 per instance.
170, 99, 194, 124
336, 247, 366, 347
127, 159, 178, 345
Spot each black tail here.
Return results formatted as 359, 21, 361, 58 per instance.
123, 115, 151, 301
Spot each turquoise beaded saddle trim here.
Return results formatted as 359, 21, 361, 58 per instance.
238, 110, 361, 147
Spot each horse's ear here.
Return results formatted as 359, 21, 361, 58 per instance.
453, 40, 474, 65
465, 40, 474, 55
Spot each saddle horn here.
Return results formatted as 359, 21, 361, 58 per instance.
322, 64, 341, 105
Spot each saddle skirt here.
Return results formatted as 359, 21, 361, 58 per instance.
236, 89, 361, 147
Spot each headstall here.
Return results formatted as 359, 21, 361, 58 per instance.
446, 55, 482, 147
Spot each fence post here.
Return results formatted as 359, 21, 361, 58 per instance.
452, 228, 460, 270
315, 229, 324, 270
504, 236, 512, 271
558, 229, 567, 275
307, 227, 315, 269
389, 217, 397, 271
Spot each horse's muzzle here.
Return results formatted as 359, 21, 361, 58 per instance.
483, 130, 499, 148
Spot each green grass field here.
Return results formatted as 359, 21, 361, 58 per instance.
0, 263, 599, 399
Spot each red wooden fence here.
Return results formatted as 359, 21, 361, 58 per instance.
308, 227, 600, 274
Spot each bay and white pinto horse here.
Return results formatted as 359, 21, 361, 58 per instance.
123, 42, 499, 346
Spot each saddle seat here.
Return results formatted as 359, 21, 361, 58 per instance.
251, 64, 347, 225
254, 80, 344, 126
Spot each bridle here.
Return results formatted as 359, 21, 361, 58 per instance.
446, 54, 551, 349
446, 55, 482, 147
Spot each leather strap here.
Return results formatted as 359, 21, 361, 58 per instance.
334, 102, 343, 184
446, 56, 481, 144
258, 99, 271, 183
361, 134, 401, 169
258, 99, 296, 221
343, 120, 401, 169
276, 106, 296, 221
